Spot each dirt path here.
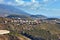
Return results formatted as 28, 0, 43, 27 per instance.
0, 30, 10, 35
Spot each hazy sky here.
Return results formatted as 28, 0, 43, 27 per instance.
0, 0, 60, 17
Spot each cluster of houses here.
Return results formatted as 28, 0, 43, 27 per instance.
42, 19, 60, 24
3, 18, 41, 25
1, 17, 60, 25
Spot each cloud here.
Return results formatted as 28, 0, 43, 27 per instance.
43, 0, 49, 2
0, 0, 4, 3
7, 2, 16, 6
42, 0, 57, 4
0, 0, 56, 7
54, 0, 57, 1
0, 0, 57, 11
31, 0, 36, 2
16, 0, 24, 3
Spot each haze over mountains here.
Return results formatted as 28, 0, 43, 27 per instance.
0, 4, 60, 19
0, 4, 48, 19
0, 4, 30, 17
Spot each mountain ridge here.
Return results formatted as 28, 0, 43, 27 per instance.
0, 4, 47, 19
0, 4, 30, 17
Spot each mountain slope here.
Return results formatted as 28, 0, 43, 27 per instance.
0, 4, 30, 17
30, 15, 47, 19
6, 14, 30, 19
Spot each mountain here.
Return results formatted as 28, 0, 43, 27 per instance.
0, 4, 47, 19
6, 14, 30, 19
0, 4, 30, 17
30, 15, 47, 19
6, 14, 47, 20
46, 18, 59, 20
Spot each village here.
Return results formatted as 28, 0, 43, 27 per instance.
2, 17, 60, 25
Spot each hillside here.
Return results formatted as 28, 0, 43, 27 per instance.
0, 17, 60, 40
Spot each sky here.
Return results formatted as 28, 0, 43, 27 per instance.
0, 0, 60, 17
